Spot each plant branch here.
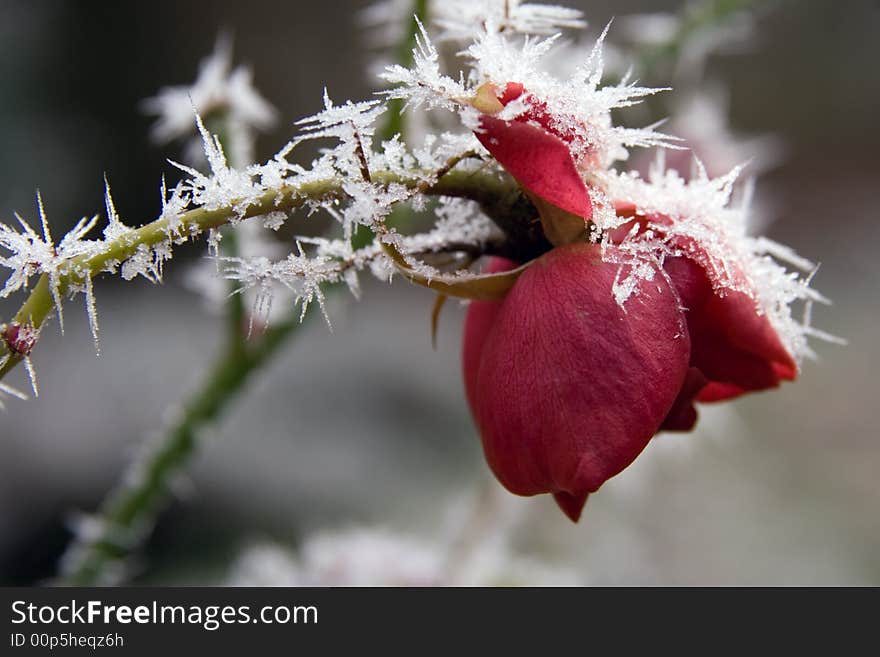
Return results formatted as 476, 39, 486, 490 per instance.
54, 307, 311, 585
49, 0, 475, 585
0, 167, 515, 384
377, 0, 430, 145
49, 158, 515, 586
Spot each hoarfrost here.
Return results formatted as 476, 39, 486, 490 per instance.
433, 0, 586, 42
599, 162, 833, 364
0, 1, 837, 394
382, 19, 678, 171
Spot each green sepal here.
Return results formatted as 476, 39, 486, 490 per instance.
381, 241, 529, 301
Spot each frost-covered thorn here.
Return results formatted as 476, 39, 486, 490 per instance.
36, 190, 53, 251
352, 123, 374, 183
102, 175, 131, 243
416, 149, 480, 194
84, 273, 101, 356
0, 380, 28, 409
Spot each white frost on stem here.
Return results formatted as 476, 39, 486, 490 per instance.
0, 2, 837, 394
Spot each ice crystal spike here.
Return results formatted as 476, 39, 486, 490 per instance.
383, 19, 677, 169
295, 90, 387, 143
433, 0, 586, 42
23, 355, 39, 398
36, 190, 52, 247
600, 164, 829, 364
84, 273, 100, 356
0, 0, 835, 412
102, 176, 132, 243
0, 381, 28, 410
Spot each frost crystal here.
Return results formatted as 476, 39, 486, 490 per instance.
0, 196, 98, 301
0, 0, 835, 403
296, 90, 387, 144
599, 161, 832, 363
0, 381, 28, 410
222, 242, 348, 328
433, 0, 586, 42
0, 193, 104, 344
143, 35, 276, 165
382, 20, 678, 170
364, 0, 585, 51
380, 19, 471, 114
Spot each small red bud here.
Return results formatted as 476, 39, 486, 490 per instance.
2, 322, 39, 356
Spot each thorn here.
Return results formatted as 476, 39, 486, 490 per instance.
36, 190, 53, 246
160, 175, 168, 210
431, 294, 448, 349
84, 274, 101, 356
23, 355, 39, 398
103, 174, 122, 229
0, 382, 29, 403
49, 274, 65, 335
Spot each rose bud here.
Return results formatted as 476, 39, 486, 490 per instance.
458, 76, 826, 516
463, 243, 691, 521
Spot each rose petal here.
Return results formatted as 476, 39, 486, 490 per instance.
462, 258, 518, 416
663, 255, 798, 412
476, 115, 593, 220
464, 244, 690, 521
660, 367, 709, 432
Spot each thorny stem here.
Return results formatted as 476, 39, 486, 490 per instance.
204, 112, 249, 348
47, 164, 513, 585
0, 167, 515, 384
376, 0, 430, 145
352, 0, 430, 251
55, 309, 311, 585
50, 1, 475, 585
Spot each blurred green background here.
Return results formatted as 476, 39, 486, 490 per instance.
0, 0, 878, 585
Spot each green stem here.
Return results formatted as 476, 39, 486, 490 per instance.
376, 0, 429, 145
352, 0, 430, 251
55, 308, 310, 585
221, 227, 248, 350
47, 164, 513, 585
47, 0, 482, 585
0, 168, 513, 383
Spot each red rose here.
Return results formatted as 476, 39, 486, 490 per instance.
461, 80, 809, 520
463, 244, 691, 521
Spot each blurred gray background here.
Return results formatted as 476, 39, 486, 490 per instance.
0, 0, 878, 585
